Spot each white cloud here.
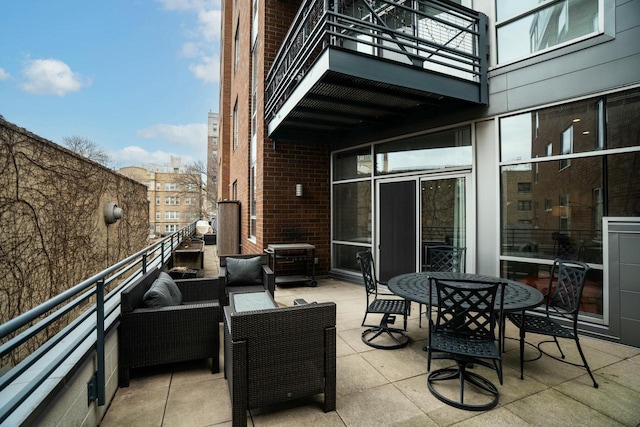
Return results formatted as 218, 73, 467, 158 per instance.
137, 123, 207, 148
156, 0, 219, 12
19, 58, 90, 96
156, 0, 220, 83
189, 55, 219, 83
197, 9, 221, 42
110, 145, 198, 168
181, 41, 201, 58
0, 68, 10, 80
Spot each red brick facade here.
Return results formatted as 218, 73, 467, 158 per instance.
218, 0, 332, 274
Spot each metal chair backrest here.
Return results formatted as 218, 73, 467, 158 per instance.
426, 245, 466, 273
547, 259, 590, 316
429, 278, 504, 341
356, 250, 379, 297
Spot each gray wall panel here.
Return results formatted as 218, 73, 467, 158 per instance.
620, 318, 640, 347
619, 264, 640, 292
608, 220, 640, 347
617, 0, 640, 33
503, 54, 640, 114
620, 289, 640, 318
619, 233, 640, 263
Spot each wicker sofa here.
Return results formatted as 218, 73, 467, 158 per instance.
218, 254, 275, 306
224, 298, 336, 427
118, 267, 221, 387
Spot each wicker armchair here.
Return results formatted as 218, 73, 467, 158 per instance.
224, 298, 336, 427
218, 254, 275, 306
118, 268, 221, 387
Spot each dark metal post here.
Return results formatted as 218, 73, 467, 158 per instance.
96, 278, 105, 406
477, 12, 488, 105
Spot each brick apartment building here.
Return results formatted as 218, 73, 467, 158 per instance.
218, 0, 640, 346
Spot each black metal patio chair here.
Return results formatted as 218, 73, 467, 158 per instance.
420, 245, 466, 327
506, 259, 598, 388
426, 276, 506, 410
356, 250, 409, 349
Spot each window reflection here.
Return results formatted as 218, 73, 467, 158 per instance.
501, 261, 604, 318
496, 0, 599, 64
502, 158, 605, 263
498, 90, 640, 162
333, 148, 372, 181
333, 181, 372, 243
375, 126, 471, 174
499, 87, 640, 321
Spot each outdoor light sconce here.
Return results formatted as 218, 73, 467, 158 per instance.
104, 202, 124, 225
295, 184, 303, 197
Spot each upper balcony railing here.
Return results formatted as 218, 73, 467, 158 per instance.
265, 0, 487, 122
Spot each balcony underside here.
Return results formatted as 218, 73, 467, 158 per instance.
267, 47, 486, 142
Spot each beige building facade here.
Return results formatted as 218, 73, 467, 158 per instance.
120, 159, 202, 236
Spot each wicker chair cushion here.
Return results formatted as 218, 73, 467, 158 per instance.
226, 256, 263, 286
143, 272, 183, 308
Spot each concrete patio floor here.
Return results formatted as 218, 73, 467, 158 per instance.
100, 245, 640, 427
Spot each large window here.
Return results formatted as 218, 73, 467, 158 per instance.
332, 148, 373, 273
333, 181, 372, 244
165, 211, 180, 220
332, 180, 372, 272
496, 0, 601, 64
499, 87, 640, 320
375, 126, 471, 175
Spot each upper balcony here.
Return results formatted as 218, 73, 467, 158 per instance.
266, 0, 488, 142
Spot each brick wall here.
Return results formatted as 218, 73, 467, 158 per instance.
260, 141, 331, 275
219, 0, 333, 274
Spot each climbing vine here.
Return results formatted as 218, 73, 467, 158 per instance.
0, 119, 148, 366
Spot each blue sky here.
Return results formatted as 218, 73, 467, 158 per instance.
0, 0, 220, 168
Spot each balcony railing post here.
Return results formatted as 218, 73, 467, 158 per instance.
477, 12, 488, 104
87, 277, 106, 406
96, 278, 106, 406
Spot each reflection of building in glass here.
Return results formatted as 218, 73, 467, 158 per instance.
529, 0, 599, 55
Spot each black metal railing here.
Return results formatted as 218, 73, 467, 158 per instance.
265, 0, 487, 121
0, 223, 197, 424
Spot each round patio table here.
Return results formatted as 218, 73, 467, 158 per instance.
387, 271, 543, 312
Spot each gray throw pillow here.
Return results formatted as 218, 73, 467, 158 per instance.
143, 272, 183, 308
226, 256, 263, 286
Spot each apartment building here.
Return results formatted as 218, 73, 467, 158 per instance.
207, 111, 220, 221
120, 157, 202, 235
217, 0, 640, 346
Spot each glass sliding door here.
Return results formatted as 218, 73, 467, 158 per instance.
376, 174, 469, 282
421, 176, 467, 271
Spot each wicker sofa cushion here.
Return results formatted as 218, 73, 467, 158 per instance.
226, 256, 263, 286
143, 272, 183, 308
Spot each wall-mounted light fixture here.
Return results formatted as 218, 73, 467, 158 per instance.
295, 183, 303, 197
104, 202, 124, 225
